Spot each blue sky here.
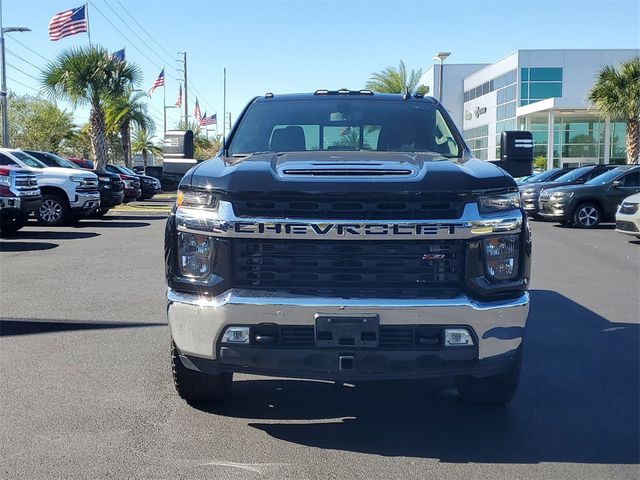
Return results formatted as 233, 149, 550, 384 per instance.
3, 0, 639, 137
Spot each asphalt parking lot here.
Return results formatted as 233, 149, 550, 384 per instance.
1, 216, 638, 480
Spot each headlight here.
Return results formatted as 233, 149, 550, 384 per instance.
0, 175, 10, 187
70, 175, 94, 185
483, 235, 519, 281
177, 189, 219, 209
97, 176, 111, 182
123, 179, 134, 188
619, 202, 639, 214
549, 191, 574, 201
177, 232, 214, 278
478, 192, 520, 213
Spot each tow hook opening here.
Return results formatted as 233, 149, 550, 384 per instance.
339, 354, 354, 371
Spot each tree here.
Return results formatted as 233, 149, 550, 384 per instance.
41, 46, 142, 170
5, 93, 74, 151
60, 123, 93, 159
365, 60, 428, 95
131, 127, 162, 167
105, 90, 155, 167
588, 57, 640, 164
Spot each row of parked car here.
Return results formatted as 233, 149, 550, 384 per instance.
517, 164, 640, 237
0, 148, 161, 234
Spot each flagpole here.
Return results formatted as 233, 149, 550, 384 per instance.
85, 3, 91, 46
222, 67, 226, 152
163, 67, 166, 138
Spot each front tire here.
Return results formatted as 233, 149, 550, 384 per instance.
573, 202, 601, 229
36, 194, 69, 226
456, 349, 522, 405
171, 341, 232, 402
0, 213, 29, 236
88, 208, 110, 218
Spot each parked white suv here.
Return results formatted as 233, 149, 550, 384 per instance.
0, 148, 100, 226
616, 192, 640, 239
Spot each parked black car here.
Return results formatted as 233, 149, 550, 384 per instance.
25, 151, 125, 217
106, 165, 161, 200
516, 167, 574, 186
519, 164, 616, 219
538, 166, 640, 228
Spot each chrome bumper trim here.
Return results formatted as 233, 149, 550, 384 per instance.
167, 288, 529, 311
175, 201, 523, 240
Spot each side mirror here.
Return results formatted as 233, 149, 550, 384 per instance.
491, 131, 534, 178
611, 180, 623, 188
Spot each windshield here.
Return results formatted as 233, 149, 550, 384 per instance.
228, 99, 461, 158
585, 168, 625, 185
522, 169, 559, 183
44, 153, 80, 169
120, 166, 137, 175
12, 151, 47, 168
553, 166, 592, 183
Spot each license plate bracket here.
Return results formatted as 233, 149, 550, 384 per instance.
315, 315, 379, 347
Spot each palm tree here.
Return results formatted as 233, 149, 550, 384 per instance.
105, 90, 155, 167
41, 46, 142, 169
366, 60, 428, 95
131, 127, 162, 167
588, 57, 640, 164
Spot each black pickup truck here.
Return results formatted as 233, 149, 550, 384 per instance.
165, 91, 532, 405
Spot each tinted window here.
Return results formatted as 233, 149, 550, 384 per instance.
11, 151, 46, 168
0, 153, 18, 166
553, 166, 592, 182
229, 99, 461, 157
585, 168, 627, 185
621, 171, 640, 187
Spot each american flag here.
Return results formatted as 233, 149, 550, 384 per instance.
48, 5, 88, 41
175, 85, 182, 108
194, 99, 202, 123
200, 113, 217, 126
148, 68, 165, 97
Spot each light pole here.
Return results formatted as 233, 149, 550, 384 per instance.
433, 51, 451, 103
0, 4, 31, 147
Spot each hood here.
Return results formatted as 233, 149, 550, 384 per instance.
541, 183, 602, 196
519, 180, 576, 192
187, 151, 514, 194
36, 166, 97, 179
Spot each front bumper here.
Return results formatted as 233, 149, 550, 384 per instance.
615, 212, 640, 236
168, 289, 529, 380
0, 194, 42, 219
100, 189, 125, 209
70, 191, 101, 211
519, 192, 541, 214
538, 198, 572, 221
123, 188, 142, 202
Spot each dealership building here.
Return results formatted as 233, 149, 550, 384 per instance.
420, 49, 639, 167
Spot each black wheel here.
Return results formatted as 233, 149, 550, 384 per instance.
456, 349, 522, 405
36, 194, 69, 226
0, 214, 29, 236
171, 340, 232, 402
88, 208, 110, 218
573, 202, 601, 229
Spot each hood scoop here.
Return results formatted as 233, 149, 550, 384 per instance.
280, 162, 417, 177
